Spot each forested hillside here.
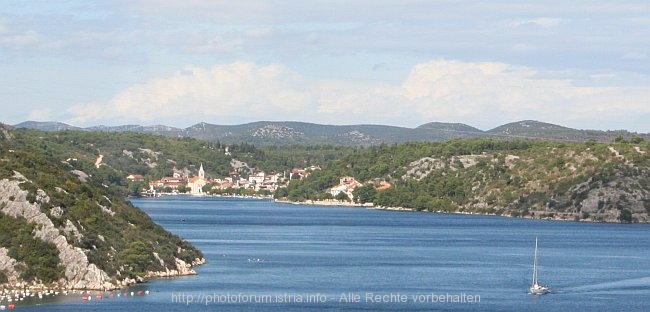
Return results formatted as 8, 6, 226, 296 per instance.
0, 125, 204, 290
283, 138, 650, 223
5, 129, 351, 197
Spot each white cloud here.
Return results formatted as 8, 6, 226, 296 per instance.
622, 51, 648, 60
0, 30, 42, 50
508, 17, 564, 28
66, 62, 311, 125
182, 28, 274, 54
186, 34, 245, 54
66, 59, 650, 130
243, 28, 273, 38
394, 60, 650, 129
27, 108, 53, 121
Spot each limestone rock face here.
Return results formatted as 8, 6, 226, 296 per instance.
73, 264, 114, 290
0, 174, 204, 290
0, 177, 115, 290
0, 248, 19, 283
145, 257, 205, 278
63, 219, 84, 243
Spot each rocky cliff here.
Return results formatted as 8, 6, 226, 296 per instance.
395, 143, 650, 222
1, 175, 109, 290
0, 173, 203, 290
0, 128, 204, 290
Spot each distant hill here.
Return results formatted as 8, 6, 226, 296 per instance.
180, 121, 411, 146
14, 121, 83, 132
13, 120, 650, 146
416, 122, 483, 133
484, 120, 637, 142
488, 120, 576, 137
86, 124, 183, 134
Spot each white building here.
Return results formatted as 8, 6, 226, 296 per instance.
330, 177, 361, 200
187, 163, 208, 195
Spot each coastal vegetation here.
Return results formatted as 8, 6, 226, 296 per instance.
283, 138, 650, 222
8, 128, 351, 191
5, 125, 650, 222
1, 121, 649, 289
5, 125, 650, 224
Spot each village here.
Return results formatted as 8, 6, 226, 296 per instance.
126, 164, 366, 201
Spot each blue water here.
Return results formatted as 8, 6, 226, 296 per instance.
17, 197, 650, 311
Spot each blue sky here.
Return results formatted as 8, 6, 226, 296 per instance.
1, 0, 649, 131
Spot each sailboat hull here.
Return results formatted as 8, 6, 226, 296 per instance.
529, 283, 549, 295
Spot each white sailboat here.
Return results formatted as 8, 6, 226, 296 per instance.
529, 237, 549, 295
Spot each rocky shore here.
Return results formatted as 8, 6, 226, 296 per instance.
0, 256, 206, 292
0, 174, 206, 294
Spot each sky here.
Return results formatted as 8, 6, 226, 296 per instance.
1, 1, 649, 132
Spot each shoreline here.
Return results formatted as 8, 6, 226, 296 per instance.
138, 194, 644, 224
0, 257, 206, 306
137, 193, 274, 200
273, 199, 640, 224
274, 199, 374, 207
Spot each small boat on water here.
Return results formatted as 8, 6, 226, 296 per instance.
529, 237, 549, 295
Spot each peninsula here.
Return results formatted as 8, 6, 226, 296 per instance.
0, 125, 204, 292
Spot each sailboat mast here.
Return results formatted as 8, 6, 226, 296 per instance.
532, 237, 538, 285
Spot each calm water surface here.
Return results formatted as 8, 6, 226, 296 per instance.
19, 196, 650, 311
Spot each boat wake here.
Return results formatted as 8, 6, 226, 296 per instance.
552, 277, 650, 295
247, 257, 265, 263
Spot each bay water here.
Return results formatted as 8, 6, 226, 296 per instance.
19, 196, 650, 311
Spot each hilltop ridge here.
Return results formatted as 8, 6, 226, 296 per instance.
14, 120, 650, 146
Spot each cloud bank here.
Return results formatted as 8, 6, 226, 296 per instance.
3, 1, 649, 132
66, 59, 650, 130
